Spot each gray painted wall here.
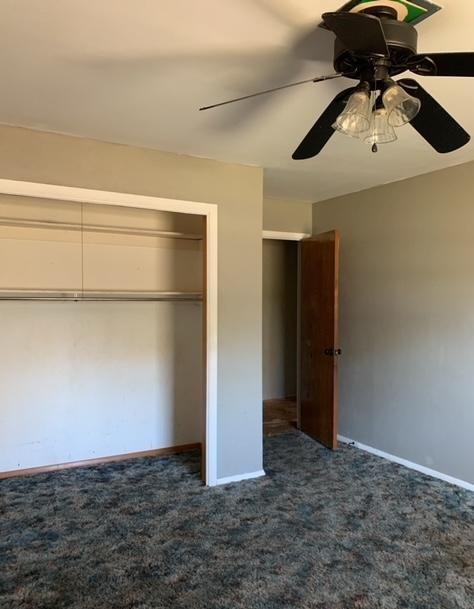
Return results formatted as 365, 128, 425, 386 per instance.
313, 161, 474, 484
262, 240, 297, 400
0, 125, 263, 480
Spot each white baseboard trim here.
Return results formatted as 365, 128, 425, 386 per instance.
216, 469, 266, 485
338, 435, 474, 492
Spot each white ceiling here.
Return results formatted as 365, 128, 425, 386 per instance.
0, 0, 473, 201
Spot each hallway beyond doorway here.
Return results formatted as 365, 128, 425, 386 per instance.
263, 398, 297, 437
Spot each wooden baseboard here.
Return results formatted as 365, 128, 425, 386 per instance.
0, 443, 201, 480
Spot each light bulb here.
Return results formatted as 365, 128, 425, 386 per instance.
364, 108, 398, 145
383, 84, 421, 127
334, 89, 372, 137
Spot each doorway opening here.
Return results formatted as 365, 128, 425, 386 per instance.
262, 237, 299, 437
262, 230, 340, 448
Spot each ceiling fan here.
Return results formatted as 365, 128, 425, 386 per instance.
199, 4, 474, 157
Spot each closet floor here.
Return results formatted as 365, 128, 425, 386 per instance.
263, 398, 297, 436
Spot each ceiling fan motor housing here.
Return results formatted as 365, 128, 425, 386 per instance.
334, 8, 418, 79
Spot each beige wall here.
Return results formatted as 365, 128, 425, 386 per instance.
0, 301, 202, 471
0, 125, 264, 480
0, 196, 203, 292
263, 197, 312, 233
313, 161, 474, 484
262, 240, 298, 401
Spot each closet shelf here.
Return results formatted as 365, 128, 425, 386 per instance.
0, 217, 203, 241
0, 289, 203, 302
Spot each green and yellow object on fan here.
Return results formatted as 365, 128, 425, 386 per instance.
340, 0, 441, 25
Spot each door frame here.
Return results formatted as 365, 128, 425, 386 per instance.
262, 230, 311, 429
0, 179, 218, 486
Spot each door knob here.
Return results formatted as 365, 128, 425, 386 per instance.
324, 348, 342, 356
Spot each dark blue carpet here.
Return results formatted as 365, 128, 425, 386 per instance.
1, 431, 473, 608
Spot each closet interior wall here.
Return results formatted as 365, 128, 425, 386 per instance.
0, 194, 204, 474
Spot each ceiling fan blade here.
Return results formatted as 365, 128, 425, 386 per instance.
199, 73, 343, 111
322, 12, 388, 56
398, 78, 470, 153
292, 87, 356, 159
408, 52, 474, 77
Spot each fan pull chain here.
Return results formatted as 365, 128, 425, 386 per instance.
370, 91, 378, 153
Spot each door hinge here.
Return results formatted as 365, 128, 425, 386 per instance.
324, 348, 342, 356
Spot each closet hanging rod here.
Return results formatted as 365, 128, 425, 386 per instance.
0, 289, 203, 302
0, 217, 203, 241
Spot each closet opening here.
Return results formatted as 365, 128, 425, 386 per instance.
0, 187, 217, 484
262, 237, 299, 437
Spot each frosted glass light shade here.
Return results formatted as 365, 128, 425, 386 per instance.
334, 90, 372, 137
383, 84, 421, 127
364, 108, 398, 145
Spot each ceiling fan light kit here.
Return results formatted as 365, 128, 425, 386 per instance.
333, 79, 422, 151
334, 85, 372, 137
364, 107, 398, 147
201, 1, 474, 159
382, 82, 421, 126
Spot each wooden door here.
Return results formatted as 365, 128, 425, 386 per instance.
300, 231, 340, 449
